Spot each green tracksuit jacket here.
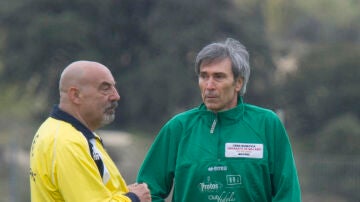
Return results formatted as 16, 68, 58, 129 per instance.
137, 98, 301, 202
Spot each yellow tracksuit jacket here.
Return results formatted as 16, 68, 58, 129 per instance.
30, 106, 138, 201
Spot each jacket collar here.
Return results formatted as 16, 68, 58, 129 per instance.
50, 105, 97, 141
199, 96, 245, 124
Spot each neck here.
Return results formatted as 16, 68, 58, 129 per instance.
59, 103, 95, 131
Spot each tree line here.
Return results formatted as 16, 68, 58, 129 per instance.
1, 0, 359, 138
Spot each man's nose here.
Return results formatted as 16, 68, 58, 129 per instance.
206, 78, 216, 89
110, 87, 121, 101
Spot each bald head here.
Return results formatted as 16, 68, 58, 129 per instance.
59, 61, 110, 94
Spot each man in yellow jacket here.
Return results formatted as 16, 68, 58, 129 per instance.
30, 61, 151, 202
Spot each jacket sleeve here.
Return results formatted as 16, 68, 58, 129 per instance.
54, 138, 134, 202
269, 115, 301, 202
137, 119, 182, 202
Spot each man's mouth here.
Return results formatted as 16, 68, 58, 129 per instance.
205, 94, 218, 99
105, 102, 118, 113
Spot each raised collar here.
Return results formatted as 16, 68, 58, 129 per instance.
199, 96, 245, 124
50, 105, 97, 141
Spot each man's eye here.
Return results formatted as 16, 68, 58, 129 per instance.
99, 84, 113, 94
199, 74, 208, 79
103, 88, 111, 92
101, 86, 110, 91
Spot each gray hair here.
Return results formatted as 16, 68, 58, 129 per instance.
195, 38, 250, 96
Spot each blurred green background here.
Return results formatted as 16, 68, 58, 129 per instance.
0, 0, 359, 201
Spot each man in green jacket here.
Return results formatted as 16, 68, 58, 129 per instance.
137, 38, 301, 201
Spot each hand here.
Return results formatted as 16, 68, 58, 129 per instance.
128, 183, 151, 202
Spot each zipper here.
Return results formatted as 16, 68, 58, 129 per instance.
209, 114, 222, 161
210, 115, 218, 134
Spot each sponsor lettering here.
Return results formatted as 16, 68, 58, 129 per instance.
208, 166, 228, 172
225, 143, 263, 158
208, 191, 236, 202
199, 182, 219, 192
198, 176, 223, 193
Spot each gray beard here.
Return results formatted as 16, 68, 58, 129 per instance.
101, 114, 115, 126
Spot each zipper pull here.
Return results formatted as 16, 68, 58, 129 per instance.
210, 118, 217, 134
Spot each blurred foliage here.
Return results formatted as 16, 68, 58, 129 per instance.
0, 0, 359, 149
0, 0, 275, 130
315, 113, 360, 154
265, 0, 360, 43
278, 44, 360, 136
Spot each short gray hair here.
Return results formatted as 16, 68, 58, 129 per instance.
195, 38, 250, 96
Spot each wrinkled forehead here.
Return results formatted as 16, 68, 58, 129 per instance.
78, 65, 116, 88
200, 55, 229, 68
199, 57, 233, 74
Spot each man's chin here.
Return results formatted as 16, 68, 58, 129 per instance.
102, 114, 115, 125
205, 103, 219, 111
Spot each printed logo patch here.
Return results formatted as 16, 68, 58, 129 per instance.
226, 175, 242, 185
225, 143, 263, 158
198, 176, 223, 193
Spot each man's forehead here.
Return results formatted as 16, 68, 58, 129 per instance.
200, 58, 232, 73
99, 80, 116, 86
93, 76, 116, 86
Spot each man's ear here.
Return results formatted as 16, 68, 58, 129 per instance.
235, 77, 243, 92
68, 87, 81, 104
